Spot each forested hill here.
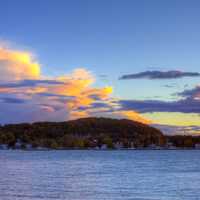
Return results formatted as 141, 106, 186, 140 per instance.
0, 117, 166, 149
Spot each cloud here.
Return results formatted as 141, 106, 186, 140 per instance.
0, 47, 40, 81
2, 41, 200, 132
110, 84, 200, 126
0, 79, 63, 89
119, 70, 200, 80
118, 98, 200, 114
0, 45, 150, 124
154, 124, 200, 136
0, 97, 26, 104
178, 85, 200, 100
112, 110, 152, 124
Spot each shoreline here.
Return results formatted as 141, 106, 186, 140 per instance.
1, 148, 200, 151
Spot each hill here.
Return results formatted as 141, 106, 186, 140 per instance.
0, 117, 166, 149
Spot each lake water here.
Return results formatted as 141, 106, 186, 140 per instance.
0, 150, 200, 200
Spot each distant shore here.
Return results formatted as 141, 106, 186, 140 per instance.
1, 146, 200, 151
1, 118, 200, 151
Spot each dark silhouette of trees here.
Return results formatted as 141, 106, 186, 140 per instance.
0, 117, 166, 149
167, 135, 200, 148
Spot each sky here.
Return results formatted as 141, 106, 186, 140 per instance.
0, 0, 200, 135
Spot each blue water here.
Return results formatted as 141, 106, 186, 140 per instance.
0, 150, 200, 200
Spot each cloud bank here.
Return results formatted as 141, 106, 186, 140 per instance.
114, 85, 200, 129
2, 44, 200, 131
0, 46, 149, 124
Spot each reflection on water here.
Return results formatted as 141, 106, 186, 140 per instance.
0, 150, 200, 200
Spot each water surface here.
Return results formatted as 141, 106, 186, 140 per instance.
0, 150, 200, 200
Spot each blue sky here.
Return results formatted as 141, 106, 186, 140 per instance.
1, 0, 200, 75
1, 0, 200, 95
1, 0, 200, 134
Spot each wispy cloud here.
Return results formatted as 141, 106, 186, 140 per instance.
119, 70, 200, 80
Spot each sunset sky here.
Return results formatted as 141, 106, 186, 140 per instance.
0, 0, 200, 135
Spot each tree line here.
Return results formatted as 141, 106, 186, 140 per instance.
166, 135, 200, 148
0, 117, 166, 149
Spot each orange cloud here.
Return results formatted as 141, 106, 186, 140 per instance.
53, 68, 94, 96
46, 69, 113, 113
0, 45, 152, 124
0, 47, 40, 81
69, 110, 89, 120
114, 110, 152, 124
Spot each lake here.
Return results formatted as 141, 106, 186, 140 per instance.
0, 150, 200, 200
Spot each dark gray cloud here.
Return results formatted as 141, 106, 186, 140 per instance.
178, 86, 200, 99
0, 79, 63, 89
37, 92, 75, 99
88, 94, 102, 101
76, 102, 113, 111
119, 70, 200, 80
111, 85, 200, 115
118, 98, 200, 113
0, 97, 26, 104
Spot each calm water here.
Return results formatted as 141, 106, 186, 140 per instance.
0, 150, 200, 200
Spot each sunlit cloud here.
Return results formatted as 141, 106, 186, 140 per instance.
112, 110, 152, 124
0, 47, 40, 81
4, 44, 200, 127
0, 45, 151, 124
